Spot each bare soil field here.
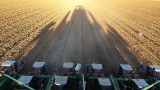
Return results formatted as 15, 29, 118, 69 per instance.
0, 0, 160, 76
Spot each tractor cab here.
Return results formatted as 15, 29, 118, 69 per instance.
114, 64, 135, 78
61, 62, 74, 76
138, 64, 152, 78
15, 60, 26, 73
28, 61, 49, 86
149, 65, 160, 80
1, 60, 16, 74
29, 61, 49, 75
98, 78, 112, 90
132, 79, 149, 90
88, 63, 103, 77
120, 64, 135, 78
54, 76, 69, 90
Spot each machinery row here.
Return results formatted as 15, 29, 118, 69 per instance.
0, 60, 160, 90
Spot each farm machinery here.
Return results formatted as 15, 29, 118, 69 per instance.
0, 60, 26, 75
113, 64, 135, 90
27, 61, 50, 88
61, 62, 75, 76
137, 64, 152, 78
0, 60, 160, 90
29, 61, 50, 75
113, 64, 135, 78
138, 64, 160, 80
149, 65, 160, 80
87, 62, 104, 77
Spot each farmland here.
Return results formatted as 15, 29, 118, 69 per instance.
0, 0, 75, 62
0, 0, 160, 76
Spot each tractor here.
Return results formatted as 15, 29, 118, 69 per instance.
114, 64, 135, 90
113, 64, 135, 78
149, 65, 160, 80
28, 61, 49, 75
61, 62, 74, 76
28, 61, 49, 87
0, 60, 26, 75
86, 63, 105, 90
87, 62, 104, 77
137, 64, 152, 78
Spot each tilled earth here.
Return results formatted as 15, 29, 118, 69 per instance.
21, 5, 141, 77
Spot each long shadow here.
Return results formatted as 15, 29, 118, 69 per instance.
16, 21, 55, 59
14, 5, 144, 90
19, 5, 141, 74
87, 11, 141, 75
17, 11, 71, 59
16, 11, 71, 70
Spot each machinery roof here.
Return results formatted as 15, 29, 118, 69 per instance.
132, 79, 148, 88
18, 76, 33, 84
63, 62, 74, 68
98, 78, 111, 86
54, 76, 68, 85
92, 63, 103, 70
33, 62, 45, 68
120, 64, 133, 71
149, 65, 160, 72
2, 60, 16, 66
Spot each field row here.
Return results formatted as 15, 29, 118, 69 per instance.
84, 0, 160, 65
0, 0, 74, 62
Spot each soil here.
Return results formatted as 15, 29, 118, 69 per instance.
20, 5, 141, 77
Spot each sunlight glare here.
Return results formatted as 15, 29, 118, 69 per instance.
67, 0, 84, 6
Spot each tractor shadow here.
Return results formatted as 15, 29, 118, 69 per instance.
17, 5, 144, 90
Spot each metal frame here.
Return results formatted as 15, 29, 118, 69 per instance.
1, 60, 160, 90
1, 72, 160, 90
